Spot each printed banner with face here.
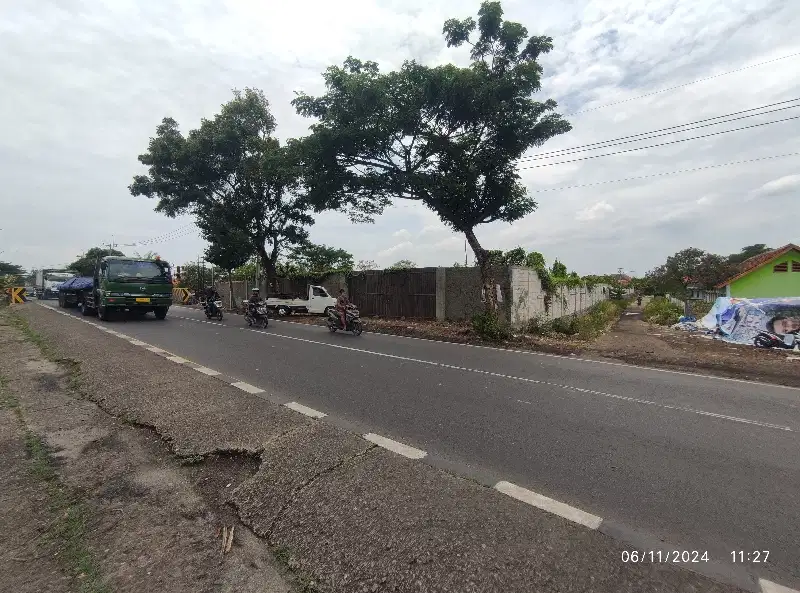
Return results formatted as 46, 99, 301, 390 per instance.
699, 297, 800, 345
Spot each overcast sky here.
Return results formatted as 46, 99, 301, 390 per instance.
1, 0, 798, 275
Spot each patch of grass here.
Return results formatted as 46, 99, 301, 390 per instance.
23, 430, 111, 593
0, 374, 19, 410
8, 311, 58, 361
526, 298, 629, 340
642, 296, 683, 326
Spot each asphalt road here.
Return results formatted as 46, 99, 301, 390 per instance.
49, 303, 800, 589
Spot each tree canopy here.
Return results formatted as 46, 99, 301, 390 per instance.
283, 243, 354, 279
130, 88, 315, 289
292, 0, 571, 313
645, 246, 746, 296
388, 259, 416, 270
69, 247, 125, 276
0, 261, 24, 277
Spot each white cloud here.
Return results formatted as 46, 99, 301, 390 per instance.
2, 0, 800, 276
392, 229, 412, 241
752, 174, 800, 197
376, 241, 413, 259
576, 200, 615, 221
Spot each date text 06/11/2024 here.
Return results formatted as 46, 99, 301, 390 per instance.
621, 550, 771, 563
621, 551, 709, 563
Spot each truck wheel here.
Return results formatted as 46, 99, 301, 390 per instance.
324, 306, 333, 316
154, 308, 168, 320
276, 305, 290, 316
58, 294, 64, 308
98, 306, 111, 321
80, 302, 94, 316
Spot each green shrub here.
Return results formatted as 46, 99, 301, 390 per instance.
642, 297, 682, 325
471, 312, 511, 341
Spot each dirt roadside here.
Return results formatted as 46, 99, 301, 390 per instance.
212, 303, 800, 387
589, 303, 800, 388
0, 310, 297, 593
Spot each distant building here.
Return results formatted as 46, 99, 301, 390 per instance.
715, 243, 800, 298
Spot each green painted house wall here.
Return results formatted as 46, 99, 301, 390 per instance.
728, 251, 800, 298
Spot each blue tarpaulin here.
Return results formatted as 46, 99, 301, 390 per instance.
59, 277, 93, 291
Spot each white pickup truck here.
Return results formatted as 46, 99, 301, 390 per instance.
266, 285, 338, 316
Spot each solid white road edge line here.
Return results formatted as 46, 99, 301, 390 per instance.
128, 340, 148, 346
231, 381, 265, 394
284, 401, 327, 419
193, 366, 222, 376
146, 347, 165, 354
363, 433, 427, 459
760, 578, 800, 593
494, 481, 603, 530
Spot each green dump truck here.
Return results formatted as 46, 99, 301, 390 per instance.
64, 256, 174, 321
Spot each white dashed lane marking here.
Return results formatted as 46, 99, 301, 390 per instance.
165, 355, 188, 364
760, 578, 800, 593
193, 366, 222, 377
231, 381, 265, 394
227, 319, 794, 433
284, 401, 327, 418
494, 481, 603, 530
363, 433, 427, 459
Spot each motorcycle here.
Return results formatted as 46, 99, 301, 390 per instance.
327, 305, 363, 336
245, 303, 269, 328
204, 299, 224, 321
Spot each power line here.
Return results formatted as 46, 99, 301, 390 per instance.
565, 51, 800, 116
125, 225, 196, 247
516, 114, 800, 170
527, 152, 800, 193
521, 98, 800, 161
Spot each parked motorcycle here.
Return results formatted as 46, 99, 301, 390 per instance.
205, 299, 224, 321
245, 303, 269, 328
327, 306, 363, 336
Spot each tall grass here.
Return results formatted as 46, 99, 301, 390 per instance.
642, 297, 683, 325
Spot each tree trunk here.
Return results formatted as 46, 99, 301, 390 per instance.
258, 247, 277, 295
464, 228, 497, 316
227, 271, 234, 310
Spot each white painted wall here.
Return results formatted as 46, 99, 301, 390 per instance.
509, 266, 611, 326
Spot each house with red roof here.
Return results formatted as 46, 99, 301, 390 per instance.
715, 243, 800, 298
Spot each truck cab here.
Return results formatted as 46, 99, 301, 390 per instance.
82, 256, 173, 321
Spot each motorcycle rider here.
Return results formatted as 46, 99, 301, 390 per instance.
248, 288, 264, 319
335, 288, 351, 329
204, 285, 221, 315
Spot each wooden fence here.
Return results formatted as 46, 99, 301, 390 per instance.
347, 269, 437, 319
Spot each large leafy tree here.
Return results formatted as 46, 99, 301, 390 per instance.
646, 247, 737, 295
130, 88, 314, 291
69, 247, 125, 276
292, 1, 571, 314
